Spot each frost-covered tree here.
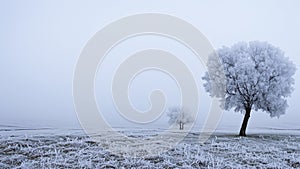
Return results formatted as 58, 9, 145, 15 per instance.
202, 41, 296, 136
167, 107, 193, 130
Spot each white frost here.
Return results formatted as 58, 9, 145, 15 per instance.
203, 41, 296, 117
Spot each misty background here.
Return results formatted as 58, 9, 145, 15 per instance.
1, 0, 300, 132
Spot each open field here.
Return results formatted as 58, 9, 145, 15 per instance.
0, 127, 299, 168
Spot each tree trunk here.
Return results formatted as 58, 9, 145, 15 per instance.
239, 108, 251, 136
179, 122, 183, 130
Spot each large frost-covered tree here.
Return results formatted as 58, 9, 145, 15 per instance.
167, 107, 193, 130
202, 41, 296, 136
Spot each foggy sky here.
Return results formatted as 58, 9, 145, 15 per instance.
1, 0, 299, 131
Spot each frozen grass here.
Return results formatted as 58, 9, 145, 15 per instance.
0, 131, 299, 168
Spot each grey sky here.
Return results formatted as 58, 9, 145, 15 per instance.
1, 0, 299, 131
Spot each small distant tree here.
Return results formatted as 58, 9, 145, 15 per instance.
203, 41, 296, 136
167, 107, 193, 130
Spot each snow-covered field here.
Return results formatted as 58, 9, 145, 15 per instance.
0, 126, 299, 168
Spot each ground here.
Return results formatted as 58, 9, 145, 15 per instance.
0, 127, 299, 168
